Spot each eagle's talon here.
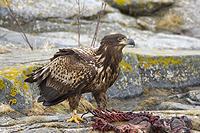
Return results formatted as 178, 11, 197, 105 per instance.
67, 110, 84, 124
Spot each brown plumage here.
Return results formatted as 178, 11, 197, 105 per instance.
25, 33, 135, 111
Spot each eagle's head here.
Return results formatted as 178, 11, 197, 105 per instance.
97, 33, 135, 55
100, 33, 135, 48
96, 34, 135, 71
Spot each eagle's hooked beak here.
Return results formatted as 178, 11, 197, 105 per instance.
127, 39, 135, 47
119, 38, 135, 47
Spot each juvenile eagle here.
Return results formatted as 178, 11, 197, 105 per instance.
25, 34, 135, 123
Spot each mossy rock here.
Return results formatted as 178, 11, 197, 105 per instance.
137, 54, 200, 88
0, 65, 37, 113
106, 0, 175, 16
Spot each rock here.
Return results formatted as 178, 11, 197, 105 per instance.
0, 27, 80, 49
0, 0, 115, 26
0, 114, 92, 132
105, 0, 175, 16
158, 102, 200, 110
0, 110, 199, 132
0, 68, 34, 113
134, 48, 200, 88
136, 16, 157, 31
134, 0, 200, 38
170, 0, 200, 38
187, 90, 200, 102
2, 17, 200, 50
102, 12, 138, 28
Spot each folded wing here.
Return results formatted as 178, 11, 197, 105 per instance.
25, 49, 97, 106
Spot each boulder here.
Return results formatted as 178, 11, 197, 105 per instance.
105, 0, 175, 16
0, 0, 115, 25
134, 48, 200, 88
187, 90, 200, 102
0, 66, 36, 113
2, 22, 200, 51
158, 102, 200, 110
170, 0, 200, 38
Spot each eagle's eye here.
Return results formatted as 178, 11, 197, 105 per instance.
117, 37, 126, 42
118, 37, 128, 45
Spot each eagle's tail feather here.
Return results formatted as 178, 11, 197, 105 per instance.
24, 76, 35, 83
42, 93, 73, 106
25, 66, 49, 83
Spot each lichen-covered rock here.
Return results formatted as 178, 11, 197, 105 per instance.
136, 51, 200, 88
105, 0, 174, 16
0, 65, 36, 113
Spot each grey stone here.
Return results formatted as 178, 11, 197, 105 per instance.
134, 0, 200, 38
0, 114, 92, 133
0, 76, 32, 113
170, 0, 200, 38
0, 0, 115, 23
102, 12, 138, 28
158, 102, 200, 110
187, 90, 200, 102
105, 0, 175, 16
135, 50, 200, 88
2, 18, 200, 50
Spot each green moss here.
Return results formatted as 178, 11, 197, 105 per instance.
145, 2, 155, 10
0, 78, 5, 90
114, 0, 131, 6
120, 59, 133, 72
138, 55, 182, 68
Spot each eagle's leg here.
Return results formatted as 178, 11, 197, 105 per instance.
93, 91, 107, 109
67, 95, 84, 124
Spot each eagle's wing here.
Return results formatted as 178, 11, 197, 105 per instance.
25, 49, 97, 106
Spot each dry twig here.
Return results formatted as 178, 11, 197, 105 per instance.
91, 2, 106, 48
3, 0, 33, 51
75, 0, 81, 47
